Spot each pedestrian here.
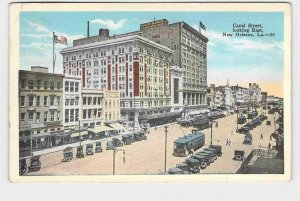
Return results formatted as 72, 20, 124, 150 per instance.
269, 134, 273, 141
268, 143, 272, 150
228, 138, 231, 146
226, 138, 229, 146
260, 133, 264, 140
215, 121, 218, 127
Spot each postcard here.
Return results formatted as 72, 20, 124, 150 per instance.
9, 2, 291, 182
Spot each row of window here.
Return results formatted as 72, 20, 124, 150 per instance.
82, 109, 102, 120
65, 109, 79, 123
119, 100, 170, 108
65, 47, 134, 62
20, 96, 61, 107
65, 81, 79, 92
20, 111, 60, 122
82, 96, 102, 106
20, 80, 61, 90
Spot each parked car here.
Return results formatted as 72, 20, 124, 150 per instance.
106, 141, 115, 150
190, 155, 210, 169
183, 158, 201, 172
200, 150, 217, 161
243, 135, 252, 145
175, 163, 193, 174
234, 150, 245, 161
112, 137, 123, 147
203, 147, 218, 159
86, 143, 94, 155
195, 151, 215, 163
236, 126, 250, 134
76, 146, 85, 158
28, 156, 41, 172
122, 134, 132, 145
19, 158, 27, 175
95, 141, 103, 153
167, 167, 189, 174
209, 144, 222, 156
62, 147, 73, 162
134, 131, 147, 141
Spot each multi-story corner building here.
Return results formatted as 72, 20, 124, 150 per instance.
61, 29, 173, 125
140, 19, 208, 113
231, 85, 249, 106
19, 66, 65, 153
102, 89, 121, 122
248, 83, 262, 104
63, 76, 81, 131
81, 88, 103, 128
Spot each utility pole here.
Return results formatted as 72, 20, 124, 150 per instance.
210, 119, 213, 145
79, 120, 81, 147
236, 107, 239, 130
164, 125, 168, 172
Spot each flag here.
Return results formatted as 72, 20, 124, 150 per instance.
54, 34, 68, 45
200, 21, 206, 31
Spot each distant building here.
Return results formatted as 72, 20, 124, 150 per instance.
169, 65, 184, 112
261, 91, 268, 104
140, 19, 208, 114
249, 83, 262, 104
19, 66, 65, 155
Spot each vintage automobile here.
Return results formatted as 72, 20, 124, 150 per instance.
237, 115, 247, 124
112, 137, 123, 147
182, 158, 201, 173
243, 135, 252, 145
209, 144, 222, 156
190, 155, 210, 169
95, 141, 103, 153
76, 145, 85, 158
200, 150, 217, 161
134, 131, 147, 141
179, 119, 192, 127
234, 150, 245, 161
203, 147, 218, 159
176, 162, 199, 174
167, 167, 189, 174
28, 156, 41, 172
193, 118, 210, 130
86, 143, 94, 155
236, 126, 250, 134
252, 118, 262, 126
195, 151, 215, 163
19, 158, 27, 175
122, 134, 132, 145
106, 141, 115, 150
62, 147, 73, 162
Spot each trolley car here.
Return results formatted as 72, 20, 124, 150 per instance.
173, 132, 205, 157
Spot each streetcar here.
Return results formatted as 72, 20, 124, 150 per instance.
173, 132, 205, 157
193, 118, 210, 130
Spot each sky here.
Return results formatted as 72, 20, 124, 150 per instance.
20, 11, 284, 97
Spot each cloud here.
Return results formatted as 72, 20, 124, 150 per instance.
27, 21, 49, 33
90, 18, 127, 30
21, 42, 52, 51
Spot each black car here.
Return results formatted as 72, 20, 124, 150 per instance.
62, 147, 73, 162
76, 146, 85, 158
95, 141, 103, 153
167, 167, 189, 174
190, 155, 210, 169
86, 143, 94, 155
183, 157, 202, 172
106, 141, 115, 150
200, 150, 217, 161
234, 150, 245, 161
203, 148, 218, 159
195, 151, 215, 163
175, 163, 194, 174
122, 134, 132, 145
28, 156, 41, 172
243, 135, 252, 145
112, 137, 123, 147
209, 144, 222, 156
19, 158, 27, 175
236, 126, 250, 134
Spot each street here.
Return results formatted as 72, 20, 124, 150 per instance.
27, 111, 278, 175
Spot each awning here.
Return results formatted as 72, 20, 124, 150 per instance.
87, 125, 114, 133
71, 130, 88, 138
109, 123, 125, 131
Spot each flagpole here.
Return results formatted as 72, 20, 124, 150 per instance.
53, 32, 55, 74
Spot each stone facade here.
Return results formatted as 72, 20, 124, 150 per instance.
102, 89, 121, 122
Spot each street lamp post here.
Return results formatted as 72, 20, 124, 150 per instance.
113, 147, 125, 175
164, 125, 168, 172
79, 120, 81, 147
236, 107, 239, 130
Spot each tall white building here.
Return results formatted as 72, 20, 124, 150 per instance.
61, 30, 173, 125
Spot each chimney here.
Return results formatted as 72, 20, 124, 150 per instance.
87, 20, 90, 38
99, 28, 109, 37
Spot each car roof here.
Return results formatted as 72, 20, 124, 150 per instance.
185, 158, 199, 163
